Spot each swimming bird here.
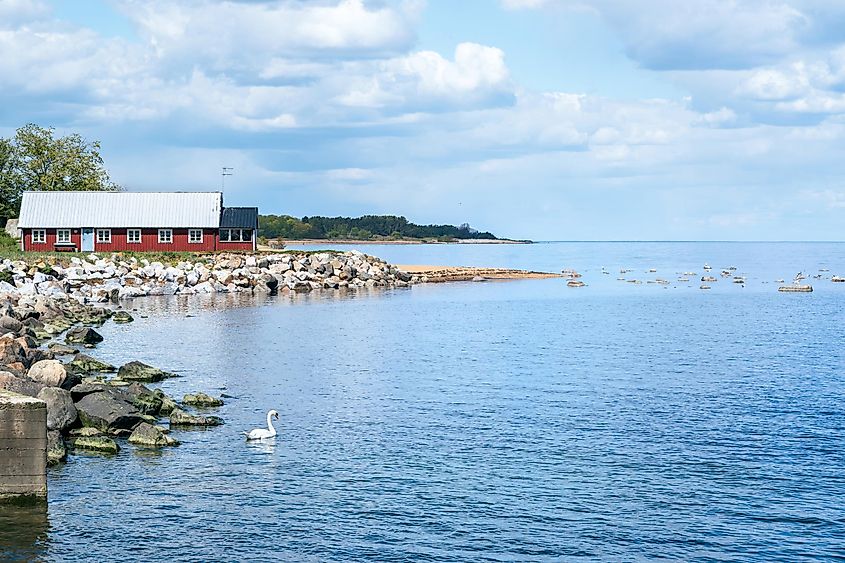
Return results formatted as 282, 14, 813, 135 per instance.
244, 410, 279, 441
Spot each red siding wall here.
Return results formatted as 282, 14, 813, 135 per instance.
93, 228, 218, 252
22, 228, 227, 252
23, 228, 82, 252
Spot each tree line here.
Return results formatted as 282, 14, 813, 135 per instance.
259, 214, 498, 241
0, 124, 119, 220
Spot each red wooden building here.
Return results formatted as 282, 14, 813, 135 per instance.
18, 191, 258, 252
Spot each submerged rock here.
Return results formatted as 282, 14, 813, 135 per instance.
128, 422, 179, 447
112, 311, 134, 323
117, 361, 177, 383
37, 387, 78, 431
182, 392, 223, 407
46, 430, 67, 466
65, 327, 103, 345
73, 436, 120, 455
169, 407, 223, 427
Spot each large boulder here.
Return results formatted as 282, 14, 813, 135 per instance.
69, 382, 110, 402
169, 407, 223, 427
0, 370, 44, 397
128, 423, 179, 447
27, 359, 70, 388
37, 387, 78, 431
75, 391, 144, 432
117, 361, 177, 383
70, 353, 116, 373
65, 326, 103, 345
46, 430, 67, 466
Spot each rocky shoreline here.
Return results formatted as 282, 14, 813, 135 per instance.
0, 251, 417, 303
0, 293, 226, 467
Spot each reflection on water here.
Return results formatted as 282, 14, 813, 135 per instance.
0, 502, 49, 561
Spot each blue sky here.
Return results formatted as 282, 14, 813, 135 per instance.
2, 0, 845, 240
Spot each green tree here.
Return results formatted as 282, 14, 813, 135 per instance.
0, 124, 120, 219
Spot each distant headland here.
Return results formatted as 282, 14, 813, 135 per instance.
259, 214, 531, 245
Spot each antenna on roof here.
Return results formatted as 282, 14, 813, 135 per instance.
221, 167, 234, 191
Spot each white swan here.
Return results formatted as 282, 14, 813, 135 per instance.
244, 410, 279, 440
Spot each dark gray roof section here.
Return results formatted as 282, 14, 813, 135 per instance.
221, 207, 258, 229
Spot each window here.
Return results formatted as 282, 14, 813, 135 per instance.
56, 229, 71, 244
188, 229, 203, 244
127, 229, 141, 244
96, 229, 111, 243
32, 229, 46, 244
158, 229, 173, 244
219, 229, 252, 242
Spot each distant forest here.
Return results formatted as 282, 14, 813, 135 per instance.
259, 215, 498, 241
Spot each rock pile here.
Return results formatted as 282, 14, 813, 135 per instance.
0, 251, 416, 302
0, 293, 224, 465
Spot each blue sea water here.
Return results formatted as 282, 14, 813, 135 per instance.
2, 242, 845, 562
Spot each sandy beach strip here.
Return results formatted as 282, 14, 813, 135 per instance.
396, 265, 561, 282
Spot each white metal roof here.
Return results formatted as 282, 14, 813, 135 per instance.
18, 191, 223, 228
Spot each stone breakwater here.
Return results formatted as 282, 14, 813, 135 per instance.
0, 293, 224, 471
0, 251, 416, 302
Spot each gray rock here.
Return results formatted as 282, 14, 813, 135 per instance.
117, 361, 177, 382
0, 370, 44, 397
128, 422, 179, 447
37, 387, 78, 431
75, 391, 144, 432
0, 315, 22, 334
65, 326, 103, 345
69, 382, 110, 402
46, 430, 67, 466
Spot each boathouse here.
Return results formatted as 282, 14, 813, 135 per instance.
18, 191, 258, 252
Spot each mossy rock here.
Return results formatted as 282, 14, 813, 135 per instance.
70, 353, 116, 373
169, 407, 223, 427
68, 427, 102, 438
73, 436, 120, 455
182, 392, 223, 407
132, 392, 163, 415
128, 423, 179, 447
117, 361, 177, 383
112, 311, 134, 324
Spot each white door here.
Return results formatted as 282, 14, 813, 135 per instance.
82, 228, 94, 251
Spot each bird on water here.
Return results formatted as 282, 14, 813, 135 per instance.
244, 410, 279, 440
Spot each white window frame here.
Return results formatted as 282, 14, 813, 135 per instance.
56, 229, 71, 244
188, 229, 203, 244
219, 228, 252, 243
158, 229, 173, 244
31, 229, 46, 244
96, 229, 111, 244
127, 229, 141, 244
